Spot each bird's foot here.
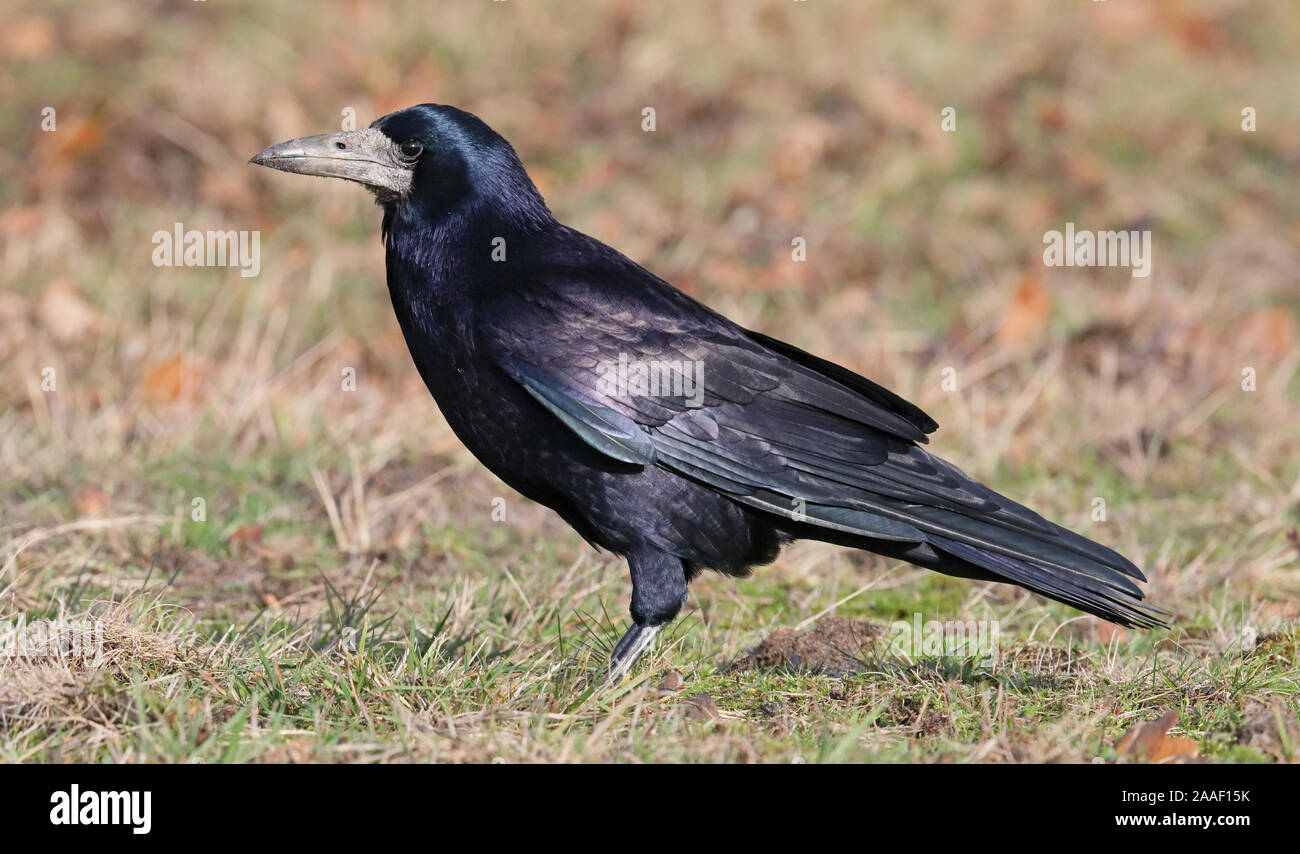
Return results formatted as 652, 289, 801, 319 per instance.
601, 623, 662, 685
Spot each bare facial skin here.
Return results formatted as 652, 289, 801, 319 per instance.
250, 127, 415, 202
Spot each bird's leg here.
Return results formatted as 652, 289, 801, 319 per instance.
605, 623, 662, 683
604, 548, 687, 682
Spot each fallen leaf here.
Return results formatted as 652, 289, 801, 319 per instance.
1116, 710, 1199, 763
228, 525, 295, 568
1236, 309, 1296, 361
997, 275, 1052, 347
74, 488, 110, 516
49, 115, 108, 165
226, 525, 266, 548
657, 670, 684, 694
1161, 8, 1224, 56
143, 354, 204, 404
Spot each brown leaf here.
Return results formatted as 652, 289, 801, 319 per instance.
1160, 8, 1225, 56
657, 670, 684, 694
997, 275, 1052, 347
1116, 710, 1199, 763
49, 115, 108, 165
143, 354, 204, 404
1147, 735, 1200, 763
228, 525, 295, 568
1236, 309, 1296, 361
74, 488, 110, 516
226, 525, 266, 548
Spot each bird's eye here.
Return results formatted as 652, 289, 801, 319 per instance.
399, 140, 424, 160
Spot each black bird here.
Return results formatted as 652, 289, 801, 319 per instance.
251, 104, 1166, 678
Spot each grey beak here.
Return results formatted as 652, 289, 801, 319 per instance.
250, 128, 413, 198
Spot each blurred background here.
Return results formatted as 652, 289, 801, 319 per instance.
0, 0, 1297, 761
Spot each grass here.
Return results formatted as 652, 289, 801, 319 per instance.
1, 558, 1295, 763
2, 0, 1299, 762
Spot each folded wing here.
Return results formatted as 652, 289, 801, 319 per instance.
484, 250, 1167, 628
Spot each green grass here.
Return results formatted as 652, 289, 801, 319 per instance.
2, 0, 1298, 762
2, 479, 1295, 762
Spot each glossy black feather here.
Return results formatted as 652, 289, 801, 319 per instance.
370, 104, 1167, 631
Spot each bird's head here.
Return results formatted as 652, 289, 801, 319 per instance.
250, 104, 550, 226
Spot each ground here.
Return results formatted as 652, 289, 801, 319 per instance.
1, 0, 1298, 762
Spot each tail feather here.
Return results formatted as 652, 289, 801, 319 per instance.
769, 491, 1168, 629
927, 534, 1168, 629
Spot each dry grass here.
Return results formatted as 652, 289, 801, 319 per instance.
1, 0, 1298, 762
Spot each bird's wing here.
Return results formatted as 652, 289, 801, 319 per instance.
481, 248, 1165, 627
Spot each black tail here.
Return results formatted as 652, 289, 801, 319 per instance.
779, 491, 1168, 629
924, 533, 1167, 628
